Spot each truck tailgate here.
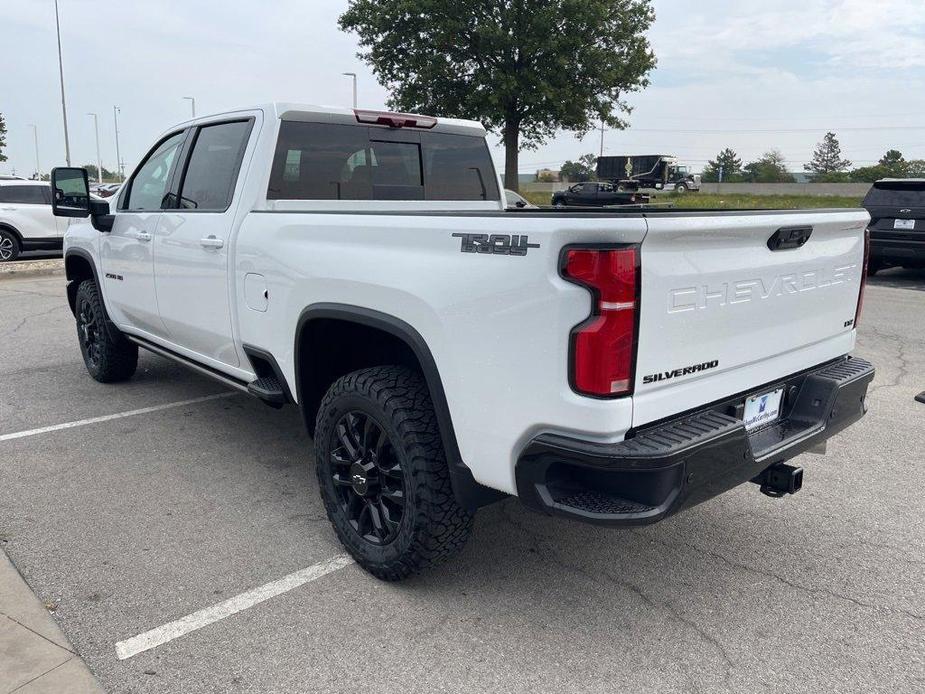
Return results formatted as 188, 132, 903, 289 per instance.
632, 210, 869, 427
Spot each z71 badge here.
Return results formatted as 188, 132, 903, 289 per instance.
452, 233, 540, 256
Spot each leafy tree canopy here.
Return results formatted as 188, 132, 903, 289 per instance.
804, 132, 851, 179
82, 164, 119, 182
702, 148, 742, 182
339, 0, 656, 190
560, 153, 597, 182
848, 149, 910, 182
742, 150, 794, 183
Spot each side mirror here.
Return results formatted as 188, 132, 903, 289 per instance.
51, 167, 91, 218
515, 200, 527, 208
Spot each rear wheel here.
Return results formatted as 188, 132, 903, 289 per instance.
75, 279, 138, 382
0, 230, 20, 262
314, 366, 474, 581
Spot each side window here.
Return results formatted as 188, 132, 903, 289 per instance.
177, 121, 253, 211
0, 185, 48, 204
125, 131, 185, 211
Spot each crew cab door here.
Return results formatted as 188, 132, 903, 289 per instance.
102, 130, 186, 335
153, 118, 255, 367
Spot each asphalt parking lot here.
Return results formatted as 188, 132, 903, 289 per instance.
1, 270, 923, 694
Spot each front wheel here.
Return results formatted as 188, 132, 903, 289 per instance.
314, 366, 474, 581
0, 229, 21, 262
74, 279, 138, 382
675, 183, 688, 193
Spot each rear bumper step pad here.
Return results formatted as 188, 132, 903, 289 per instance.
516, 356, 875, 526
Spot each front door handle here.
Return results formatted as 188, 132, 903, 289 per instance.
200, 235, 224, 249
135, 231, 152, 242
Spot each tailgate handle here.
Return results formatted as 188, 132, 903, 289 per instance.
767, 225, 812, 251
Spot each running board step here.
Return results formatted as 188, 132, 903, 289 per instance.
247, 375, 287, 405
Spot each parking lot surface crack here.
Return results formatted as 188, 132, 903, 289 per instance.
634, 532, 924, 622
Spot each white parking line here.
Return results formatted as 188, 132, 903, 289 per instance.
0, 392, 238, 443
115, 554, 354, 660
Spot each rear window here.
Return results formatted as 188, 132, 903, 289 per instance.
863, 182, 925, 207
267, 121, 499, 201
0, 185, 49, 205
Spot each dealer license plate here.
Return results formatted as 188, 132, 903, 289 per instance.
743, 388, 783, 431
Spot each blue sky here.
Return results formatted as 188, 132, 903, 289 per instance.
2, 0, 924, 177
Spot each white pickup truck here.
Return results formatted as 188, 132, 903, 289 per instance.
51, 103, 874, 580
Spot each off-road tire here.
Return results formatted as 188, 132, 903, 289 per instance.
74, 279, 138, 382
314, 366, 474, 581
0, 229, 21, 262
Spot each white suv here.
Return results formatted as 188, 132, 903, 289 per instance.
0, 180, 67, 261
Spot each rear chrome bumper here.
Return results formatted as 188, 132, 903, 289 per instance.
515, 356, 875, 526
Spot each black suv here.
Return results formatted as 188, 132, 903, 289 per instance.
862, 179, 925, 274
551, 181, 646, 207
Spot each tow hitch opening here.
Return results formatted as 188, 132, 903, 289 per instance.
753, 463, 803, 498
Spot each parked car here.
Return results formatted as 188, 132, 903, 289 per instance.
504, 189, 536, 208
551, 181, 647, 207
862, 179, 925, 274
54, 103, 873, 580
0, 180, 68, 261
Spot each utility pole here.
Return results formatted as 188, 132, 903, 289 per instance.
54, 0, 71, 165
342, 72, 358, 108
87, 113, 102, 183
599, 121, 607, 157
28, 125, 40, 180
113, 106, 123, 181
183, 96, 196, 118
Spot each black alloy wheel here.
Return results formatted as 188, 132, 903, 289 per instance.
77, 299, 103, 369
329, 410, 406, 545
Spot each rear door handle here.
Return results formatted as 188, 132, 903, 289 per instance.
135, 231, 152, 242
200, 235, 224, 249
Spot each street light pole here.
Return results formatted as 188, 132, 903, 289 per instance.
87, 113, 102, 183
28, 125, 40, 180
113, 106, 123, 181
183, 96, 196, 118
54, 0, 71, 165
342, 72, 357, 108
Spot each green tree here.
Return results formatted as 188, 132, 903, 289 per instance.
560, 153, 597, 182
905, 160, 925, 177
339, 0, 656, 191
804, 132, 851, 181
0, 113, 7, 163
82, 164, 118, 182
742, 150, 794, 183
701, 148, 742, 182
848, 149, 908, 182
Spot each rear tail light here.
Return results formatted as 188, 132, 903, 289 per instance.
354, 109, 437, 129
855, 227, 870, 327
561, 246, 639, 397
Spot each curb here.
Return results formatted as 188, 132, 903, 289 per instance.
0, 259, 65, 280
0, 549, 104, 692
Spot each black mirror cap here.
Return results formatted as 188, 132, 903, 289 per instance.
50, 167, 91, 218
